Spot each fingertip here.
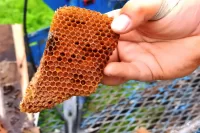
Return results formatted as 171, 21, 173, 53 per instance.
104, 62, 127, 78
111, 14, 131, 34
105, 12, 114, 18
115, 0, 162, 33
105, 9, 121, 18
104, 63, 114, 76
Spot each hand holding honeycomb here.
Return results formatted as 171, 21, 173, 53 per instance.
20, 6, 119, 113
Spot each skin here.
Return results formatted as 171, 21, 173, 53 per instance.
101, 0, 200, 85
136, 127, 151, 133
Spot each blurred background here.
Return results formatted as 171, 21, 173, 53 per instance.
0, 0, 53, 33
0, 0, 200, 133
0, 0, 127, 33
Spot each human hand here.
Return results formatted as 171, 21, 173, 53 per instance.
102, 0, 200, 85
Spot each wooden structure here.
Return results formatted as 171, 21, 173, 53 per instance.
0, 24, 38, 133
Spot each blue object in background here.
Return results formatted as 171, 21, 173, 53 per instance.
28, 27, 49, 66
43, 0, 70, 11
28, 0, 128, 65
43, 0, 128, 13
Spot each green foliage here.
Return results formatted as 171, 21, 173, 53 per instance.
0, 0, 54, 33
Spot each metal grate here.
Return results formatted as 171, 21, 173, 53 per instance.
81, 68, 200, 133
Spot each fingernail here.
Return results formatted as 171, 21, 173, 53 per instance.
111, 14, 130, 31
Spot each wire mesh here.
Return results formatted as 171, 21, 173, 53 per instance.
38, 104, 65, 133
81, 68, 200, 133
27, 14, 200, 133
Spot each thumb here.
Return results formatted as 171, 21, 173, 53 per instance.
111, 0, 162, 34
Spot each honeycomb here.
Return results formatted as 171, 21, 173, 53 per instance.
20, 6, 119, 113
